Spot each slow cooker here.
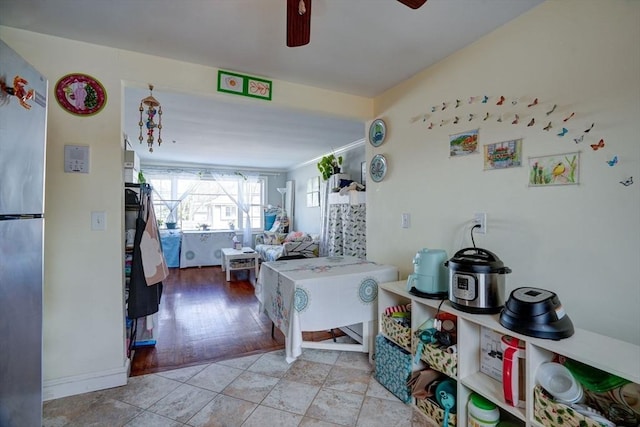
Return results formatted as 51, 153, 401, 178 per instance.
445, 247, 511, 314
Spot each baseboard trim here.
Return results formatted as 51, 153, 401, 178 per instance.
43, 358, 130, 401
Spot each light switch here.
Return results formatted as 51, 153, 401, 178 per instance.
401, 213, 410, 228
91, 211, 106, 231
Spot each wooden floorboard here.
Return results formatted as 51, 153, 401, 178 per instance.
129, 266, 340, 376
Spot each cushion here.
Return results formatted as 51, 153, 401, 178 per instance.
284, 231, 307, 242
263, 232, 286, 245
264, 213, 277, 231
269, 216, 290, 234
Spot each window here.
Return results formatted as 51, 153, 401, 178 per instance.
147, 174, 266, 231
307, 176, 320, 207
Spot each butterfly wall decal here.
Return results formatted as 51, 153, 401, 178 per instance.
546, 104, 557, 115
496, 96, 505, 105
428, 122, 434, 129
512, 114, 519, 125
590, 139, 605, 150
563, 112, 575, 122
584, 123, 595, 133
606, 155, 618, 167
455, 99, 461, 108
574, 135, 584, 144
469, 113, 475, 121
528, 98, 539, 107
482, 96, 489, 103
483, 112, 489, 121
543, 122, 552, 131
620, 177, 633, 187
453, 116, 459, 124
527, 118, 535, 127
557, 127, 568, 136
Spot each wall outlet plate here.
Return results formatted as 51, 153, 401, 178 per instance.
474, 212, 487, 234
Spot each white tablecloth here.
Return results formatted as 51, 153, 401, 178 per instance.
256, 256, 398, 362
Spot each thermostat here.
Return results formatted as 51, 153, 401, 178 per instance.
64, 145, 90, 173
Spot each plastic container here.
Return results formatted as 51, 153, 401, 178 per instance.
468, 393, 500, 427
535, 362, 584, 404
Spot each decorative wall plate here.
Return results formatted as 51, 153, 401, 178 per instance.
55, 73, 107, 116
370, 154, 388, 182
369, 118, 387, 147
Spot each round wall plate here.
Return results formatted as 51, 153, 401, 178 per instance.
55, 73, 107, 116
370, 154, 388, 182
368, 119, 387, 147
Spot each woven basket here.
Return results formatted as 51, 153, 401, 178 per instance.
381, 314, 412, 350
533, 385, 602, 427
415, 397, 457, 427
412, 331, 457, 377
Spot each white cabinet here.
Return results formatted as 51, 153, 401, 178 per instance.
378, 280, 640, 427
179, 230, 233, 268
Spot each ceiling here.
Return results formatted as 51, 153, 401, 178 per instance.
0, 0, 543, 170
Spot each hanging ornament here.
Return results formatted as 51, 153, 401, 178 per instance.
138, 84, 163, 152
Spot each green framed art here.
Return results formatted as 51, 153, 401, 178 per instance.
217, 70, 272, 101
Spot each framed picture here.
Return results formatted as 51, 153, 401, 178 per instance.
484, 139, 522, 170
450, 129, 479, 157
361, 161, 367, 186
528, 152, 580, 186
217, 70, 272, 101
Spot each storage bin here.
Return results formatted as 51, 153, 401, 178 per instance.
533, 385, 602, 427
381, 314, 412, 349
416, 396, 457, 427
413, 331, 458, 377
374, 334, 413, 403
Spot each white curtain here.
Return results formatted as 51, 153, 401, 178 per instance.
152, 181, 200, 224
318, 179, 331, 256
211, 172, 259, 247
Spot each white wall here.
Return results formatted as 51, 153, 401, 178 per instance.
0, 26, 372, 399
367, 0, 640, 345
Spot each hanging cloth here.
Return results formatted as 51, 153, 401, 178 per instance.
128, 185, 163, 319
140, 188, 169, 285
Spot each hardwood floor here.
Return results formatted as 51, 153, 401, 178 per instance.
130, 266, 340, 376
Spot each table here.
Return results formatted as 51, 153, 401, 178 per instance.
221, 247, 260, 282
255, 256, 398, 363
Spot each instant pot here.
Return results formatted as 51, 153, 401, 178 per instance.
445, 247, 511, 314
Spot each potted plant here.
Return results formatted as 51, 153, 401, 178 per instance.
317, 153, 343, 181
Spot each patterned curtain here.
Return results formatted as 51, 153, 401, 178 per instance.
327, 203, 366, 258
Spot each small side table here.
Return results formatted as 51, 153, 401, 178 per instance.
221, 247, 260, 282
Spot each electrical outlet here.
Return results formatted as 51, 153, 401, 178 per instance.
401, 213, 410, 228
474, 212, 487, 234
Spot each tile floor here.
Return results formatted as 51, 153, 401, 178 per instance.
43, 345, 434, 427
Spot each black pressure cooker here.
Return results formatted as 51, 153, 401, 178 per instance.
445, 247, 512, 314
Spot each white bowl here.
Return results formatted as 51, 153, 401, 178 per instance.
536, 362, 583, 404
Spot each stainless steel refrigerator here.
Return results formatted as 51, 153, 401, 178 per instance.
0, 39, 47, 427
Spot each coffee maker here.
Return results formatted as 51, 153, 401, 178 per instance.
406, 248, 448, 299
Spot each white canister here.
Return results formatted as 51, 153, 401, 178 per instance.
468, 393, 500, 427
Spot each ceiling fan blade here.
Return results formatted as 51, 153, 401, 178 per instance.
287, 0, 312, 47
397, 0, 427, 9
